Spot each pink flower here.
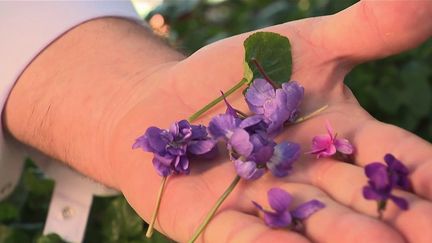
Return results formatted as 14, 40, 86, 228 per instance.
308, 121, 354, 159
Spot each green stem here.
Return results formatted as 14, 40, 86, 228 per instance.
188, 79, 248, 122
377, 200, 386, 220
188, 175, 241, 243
146, 176, 168, 238
251, 58, 280, 89
293, 104, 329, 124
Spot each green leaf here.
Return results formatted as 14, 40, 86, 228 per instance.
0, 203, 19, 222
101, 197, 143, 242
0, 225, 30, 243
243, 31, 292, 85
35, 233, 67, 243
23, 167, 54, 196
243, 61, 253, 83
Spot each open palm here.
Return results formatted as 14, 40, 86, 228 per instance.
112, 2, 432, 242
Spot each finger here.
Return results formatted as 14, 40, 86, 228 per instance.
122, 158, 310, 243
282, 102, 432, 202
321, 0, 432, 63
304, 159, 432, 243
249, 182, 403, 243
203, 210, 310, 243
352, 119, 432, 200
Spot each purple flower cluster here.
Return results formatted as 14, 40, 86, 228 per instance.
253, 187, 325, 228
133, 120, 216, 176
209, 113, 300, 180
245, 79, 304, 135
134, 78, 304, 180
363, 154, 411, 211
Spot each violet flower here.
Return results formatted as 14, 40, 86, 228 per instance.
252, 187, 325, 228
209, 113, 300, 180
133, 120, 216, 176
245, 79, 304, 135
308, 121, 354, 158
362, 155, 410, 211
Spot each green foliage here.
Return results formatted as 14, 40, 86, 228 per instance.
346, 47, 432, 139
100, 197, 143, 242
0, 225, 30, 243
1, 160, 172, 243
243, 32, 292, 84
0, 203, 18, 222
35, 233, 66, 243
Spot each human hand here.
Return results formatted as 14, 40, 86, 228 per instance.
5, 1, 431, 242
111, 1, 432, 242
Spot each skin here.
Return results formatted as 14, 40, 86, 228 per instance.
4, 1, 432, 242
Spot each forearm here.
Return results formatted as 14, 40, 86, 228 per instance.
3, 17, 183, 188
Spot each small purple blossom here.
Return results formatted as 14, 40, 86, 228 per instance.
208, 112, 300, 180
363, 154, 411, 212
252, 188, 325, 228
133, 120, 216, 177
245, 79, 304, 135
308, 121, 354, 158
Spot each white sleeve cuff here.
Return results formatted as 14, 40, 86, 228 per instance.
0, 0, 141, 200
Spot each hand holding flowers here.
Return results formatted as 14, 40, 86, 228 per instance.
133, 32, 416, 242
111, 4, 432, 241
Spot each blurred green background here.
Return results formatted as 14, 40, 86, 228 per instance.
1, 0, 430, 242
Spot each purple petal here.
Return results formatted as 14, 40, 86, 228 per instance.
234, 160, 265, 180
252, 144, 275, 164
240, 115, 265, 129
291, 199, 325, 220
173, 155, 190, 174
362, 186, 386, 201
310, 134, 335, 158
384, 153, 396, 166
187, 139, 216, 155
389, 195, 409, 210
166, 144, 187, 156
365, 163, 390, 190
153, 153, 174, 166
133, 127, 171, 153
208, 114, 240, 139
267, 188, 292, 212
384, 154, 410, 190
334, 138, 354, 155
267, 142, 301, 177
263, 89, 286, 121
385, 154, 409, 175
263, 210, 292, 228
252, 200, 292, 228
190, 124, 208, 140
132, 134, 151, 150
169, 120, 192, 140
245, 79, 275, 114
152, 156, 172, 177
221, 91, 238, 117
281, 81, 304, 114
230, 129, 253, 157
325, 120, 335, 139
248, 133, 275, 163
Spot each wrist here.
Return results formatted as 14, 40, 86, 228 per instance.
4, 17, 183, 189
